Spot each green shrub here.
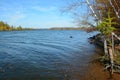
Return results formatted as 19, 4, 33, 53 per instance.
97, 11, 117, 35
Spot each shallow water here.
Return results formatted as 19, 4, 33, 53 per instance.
0, 30, 99, 80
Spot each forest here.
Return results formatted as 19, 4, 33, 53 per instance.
0, 21, 33, 31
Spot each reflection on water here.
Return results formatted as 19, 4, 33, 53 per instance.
0, 30, 99, 80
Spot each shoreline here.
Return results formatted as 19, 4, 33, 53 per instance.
84, 60, 120, 80
85, 35, 120, 80
77, 47, 120, 80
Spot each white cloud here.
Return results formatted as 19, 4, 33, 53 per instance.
9, 12, 25, 25
31, 6, 57, 12
11, 14, 25, 21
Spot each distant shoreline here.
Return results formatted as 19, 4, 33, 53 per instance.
0, 27, 96, 32
49, 27, 95, 30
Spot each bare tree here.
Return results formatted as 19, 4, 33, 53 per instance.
62, 0, 120, 30
62, 0, 98, 27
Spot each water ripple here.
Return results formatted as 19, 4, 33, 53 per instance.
0, 30, 99, 80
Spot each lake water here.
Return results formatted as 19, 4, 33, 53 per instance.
0, 30, 99, 80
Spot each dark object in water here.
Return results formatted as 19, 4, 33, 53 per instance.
70, 36, 73, 38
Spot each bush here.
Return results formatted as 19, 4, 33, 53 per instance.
97, 11, 117, 36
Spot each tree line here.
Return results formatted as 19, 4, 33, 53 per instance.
49, 27, 96, 32
0, 21, 33, 31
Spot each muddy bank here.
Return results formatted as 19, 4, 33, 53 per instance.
78, 50, 120, 80
84, 61, 120, 80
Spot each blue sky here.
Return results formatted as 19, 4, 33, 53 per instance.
0, 0, 78, 28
